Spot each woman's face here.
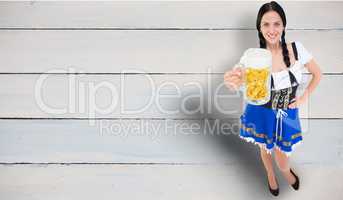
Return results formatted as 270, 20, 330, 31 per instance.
260, 11, 284, 45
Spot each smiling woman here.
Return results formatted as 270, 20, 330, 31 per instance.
257, 3, 291, 71
224, 1, 322, 197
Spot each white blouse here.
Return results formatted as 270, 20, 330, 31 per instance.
271, 41, 313, 91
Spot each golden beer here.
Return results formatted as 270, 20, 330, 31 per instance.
245, 67, 270, 101
238, 48, 272, 105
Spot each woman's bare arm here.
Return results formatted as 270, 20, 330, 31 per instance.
302, 59, 322, 100
288, 58, 322, 108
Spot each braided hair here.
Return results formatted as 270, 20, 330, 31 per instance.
256, 1, 290, 67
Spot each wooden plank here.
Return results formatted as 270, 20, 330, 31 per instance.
0, 74, 341, 119
0, 2, 342, 29
0, 164, 342, 200
305, 75, 343, 118
0, 30, 342, 73
0, 119, 342, 164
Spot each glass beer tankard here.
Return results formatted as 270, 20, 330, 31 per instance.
236, 48, 272, 105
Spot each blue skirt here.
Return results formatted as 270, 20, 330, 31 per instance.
239, 103, 303, 156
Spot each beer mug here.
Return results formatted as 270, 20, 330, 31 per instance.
236, 48, 272, 105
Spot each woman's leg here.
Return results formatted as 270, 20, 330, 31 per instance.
274, 148, 296, 185
259, 146, 278, 189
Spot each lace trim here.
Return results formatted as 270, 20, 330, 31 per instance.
239, 135, 303, 157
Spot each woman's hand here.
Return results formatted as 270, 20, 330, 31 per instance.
224, 65, 245, 91
288, 58, 322, 109
288, 95, 307, 109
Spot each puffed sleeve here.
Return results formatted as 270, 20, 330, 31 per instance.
295, 41, 313, 65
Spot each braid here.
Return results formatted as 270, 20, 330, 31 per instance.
258, 31, 266, 48
281, 30, 290, 67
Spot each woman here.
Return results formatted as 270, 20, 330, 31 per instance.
224, 1, 322, 196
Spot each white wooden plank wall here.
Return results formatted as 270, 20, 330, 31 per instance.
0, 2, 342, 200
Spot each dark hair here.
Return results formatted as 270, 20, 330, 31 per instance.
256, 1, 290, 67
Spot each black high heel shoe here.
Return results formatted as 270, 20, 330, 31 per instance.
290, 168, 300, 190
267, 177, 279, 196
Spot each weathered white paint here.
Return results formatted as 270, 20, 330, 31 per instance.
0, 164, 342, 200
0, 30, 342, 73
0, 1, 342, 29
0, 74, 341, 118
0, 2, 342, 199
0, 119, 342, 165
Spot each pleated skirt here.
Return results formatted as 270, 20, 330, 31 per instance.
239, 103, 303, 156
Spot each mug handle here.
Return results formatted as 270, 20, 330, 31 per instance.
233, 63, 245, 92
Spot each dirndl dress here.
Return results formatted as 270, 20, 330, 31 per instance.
239, 103, 303, 157
239, 42, 304, 157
